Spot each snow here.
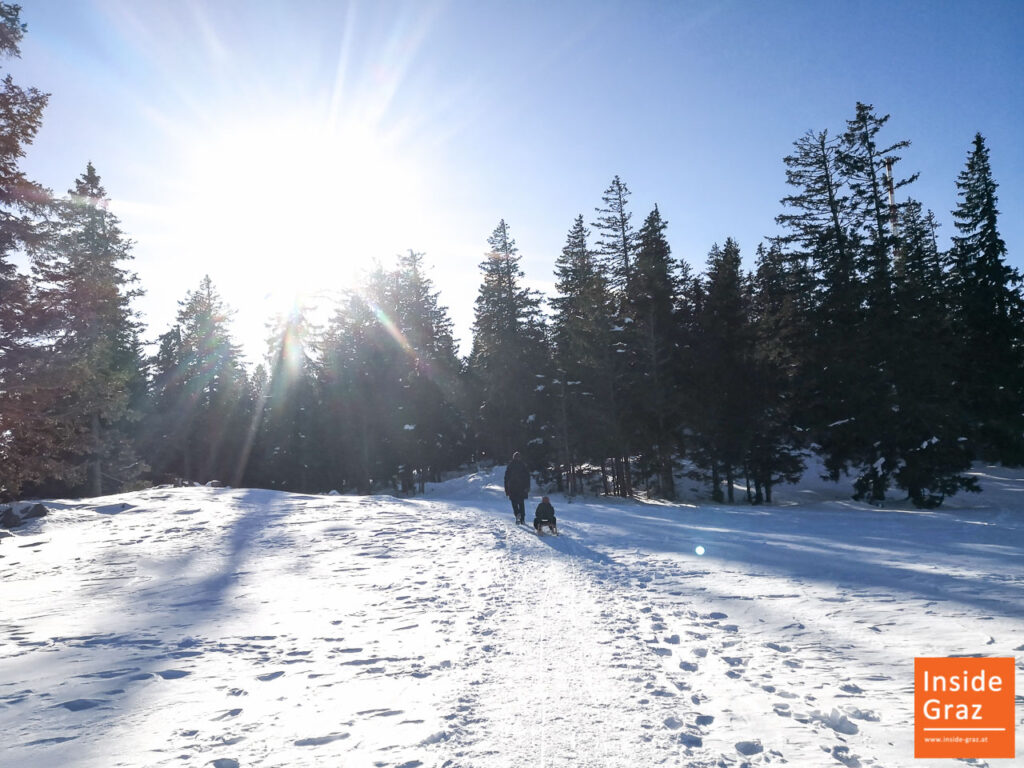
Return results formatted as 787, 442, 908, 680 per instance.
1, 465, 1022, 767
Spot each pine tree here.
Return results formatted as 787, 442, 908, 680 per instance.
146, 276, 252, 485
591, 177, 640, 495
318, 254, 467, 494
593, 175, 636, 289
626, 205, 682, 498
777, 107, 936, 503
320, 290, 376, 493
468, 220, 548, 464
391, 251, 465, 488
691, 239, 753, 502
254, 304, 320, 491
0, 3, 57, 499
30, 163, 145, 496
889, 202, 977, 506
549, 215, 616, 492
746, 242, 805, 503
837, 103, 918, 502
949, 133, 1024, 463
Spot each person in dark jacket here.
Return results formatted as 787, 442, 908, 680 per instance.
503, 451, 530, 524
533, 495, 557, 534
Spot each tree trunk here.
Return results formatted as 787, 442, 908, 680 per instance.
90, 411, 103, 497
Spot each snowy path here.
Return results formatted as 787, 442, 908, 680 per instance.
1, 467, 1022, 767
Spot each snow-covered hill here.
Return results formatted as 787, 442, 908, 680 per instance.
1, 466, 1021, 767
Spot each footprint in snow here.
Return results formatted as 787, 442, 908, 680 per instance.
257, 671, 284, 681
830, 745, 862, 767
678, 661, 698, 672
736, 739, 764, 756
57, 698, 104, 711
663, 716, 684, 730
765, 642, 791, 653
679, 732, 702, 747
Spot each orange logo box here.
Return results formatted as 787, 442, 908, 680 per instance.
915, 657, 1015, 759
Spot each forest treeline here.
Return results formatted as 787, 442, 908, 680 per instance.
2, 6, 1022, 507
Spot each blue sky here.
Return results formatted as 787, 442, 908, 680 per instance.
8, 0, 1023, 358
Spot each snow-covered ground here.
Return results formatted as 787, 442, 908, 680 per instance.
1, 465, 1021, 767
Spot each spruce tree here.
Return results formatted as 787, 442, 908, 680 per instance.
691, 239, 753, 502
318, 254, 467, 493
30, 163, 145, 496
146, 276, 252, 485
591, 177, 639, 495
949, 133, 1024, 463
321, 288, 381, 493
549, 215, 616, 492
890, 202, 977, 506
837, 103, 918, 501
394, 251, 465, 486
0, 3, 57, 499
626, 205, 682, 498
746, 242, 805, 503
593, 175, 636, 289
254, 304, 320, 491
468, 220, 547, 464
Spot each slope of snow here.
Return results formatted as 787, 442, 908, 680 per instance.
1, 466, 1021, 767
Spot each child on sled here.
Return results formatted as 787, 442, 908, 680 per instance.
533, 496, 557, 535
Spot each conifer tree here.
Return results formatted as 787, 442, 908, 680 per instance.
626, 205, 682, 498
468, 220, 547, 463
392, 250, 465, 486
318, 253, 467, 493
949, 133, 1024, 463
321, 288, 379, 493
0, 3, 57, 499
691, 239, 753, 502
254, 304, 320, 491
889, 202, 977, 506
776, 128, 863, 484
549, 215, 616, 491
593, 175, 636, 289
31, 163, 144, 496
837, 103, 919, 502
746, 242, 805, 503
147, 276, 252, 485
591, 177, 640, 495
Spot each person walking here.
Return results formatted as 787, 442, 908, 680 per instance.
503, 451, 530, 525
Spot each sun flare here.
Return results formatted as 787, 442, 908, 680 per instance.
177, 113, 426, 317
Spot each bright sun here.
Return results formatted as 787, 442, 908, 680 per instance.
179, 113, 426, 318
